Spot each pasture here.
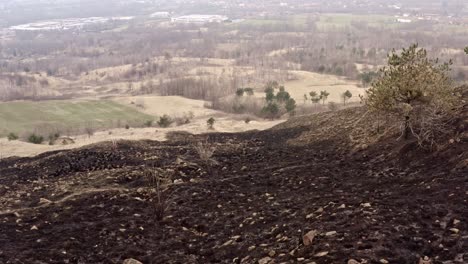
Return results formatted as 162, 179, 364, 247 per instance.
0, 100, 153, 137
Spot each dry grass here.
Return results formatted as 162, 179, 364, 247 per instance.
282, 70, 365, 104
194, 141, 217, 166
144, 168, 174, 222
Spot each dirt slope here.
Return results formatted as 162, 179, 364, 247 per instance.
0, 104, 466, 264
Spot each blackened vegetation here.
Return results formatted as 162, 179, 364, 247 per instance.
0, 106, 466, 264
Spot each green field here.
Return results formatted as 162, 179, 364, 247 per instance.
234, 13, 398, 31
0, 100, 153, 137
234, 15, 309, 30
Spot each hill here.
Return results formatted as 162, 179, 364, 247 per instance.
0, 98, 466, 263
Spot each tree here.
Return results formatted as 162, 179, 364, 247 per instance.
236, 88, 245, 97
303, 94, 308, 105
285, 98, 296, 116
310, 91, 321, 108
366, 44, 457, 144
7, 133, 18, 141
145, 120, 153, 127
342, 90, 352, 105
360, 71, 378, 87
262, 102, 280, 119
158, 114, 173, 128
207, 117, 215, 129
311, 97, 321, 107
276, 86, 291, 103
320, 90, 330, 105
265, 86, 275, 102
28, 134, 44, 144
465, 46, 468, 54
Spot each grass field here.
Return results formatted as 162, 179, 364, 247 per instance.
0, 100, 153, 137
282, 71, 365, 104
235, 15, 308, 30
316, 13, 399, 29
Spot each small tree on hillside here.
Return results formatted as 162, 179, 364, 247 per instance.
342, 90, 353, 105
360, 71, 378, 87
7, 133, 18, 141
265, 86, 275, 102
320, 90, 330, 105
366, 44, 458, 146
236, 88, 245, 97
285, 98, 296, 116
262, 102, 280, 119
207, 117, 215, 129
310, 91, 321, 109
28, 134, 44, 144
158, 115, 173, 128
276, 86, 291, 103
465, 46, 468, 54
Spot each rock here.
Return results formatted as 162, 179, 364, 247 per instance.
268, 250, 276, 257
258, 257, 272, 264
306, 213, 314, 219
418, 256, 432, 264
175, 157, 185, 165
123, 259, 143, 264
453, 219, 460, 225
303, 230, 317, 246
30, 225, 38, 230
338, 204, 346, 209
241, 166, 248, 171
39, 198, 52, 205
325, 231, 337, 237
297, 258, 305, 262
361, 203, 371, 208
173, 179, 184, 184
449, 228, 460, 234
221, 240, 233, 247
314, 251, 328, 257
315, 207, 324, 213
379, 259, 389, 264
248, 246, 256, 251
454, 253, 464, 262
240, 256, 250, 263
348, 260, 361, 264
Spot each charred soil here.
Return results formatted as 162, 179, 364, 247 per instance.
0, 105, 467, 264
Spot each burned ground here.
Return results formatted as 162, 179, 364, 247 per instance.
0, 106, 467, 264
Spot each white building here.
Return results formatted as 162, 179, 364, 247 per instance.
150, 12, 170, 18
171, 15, 229, 23
397, 18, 412, 23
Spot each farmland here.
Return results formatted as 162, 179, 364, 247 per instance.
0, 100, 153, 137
